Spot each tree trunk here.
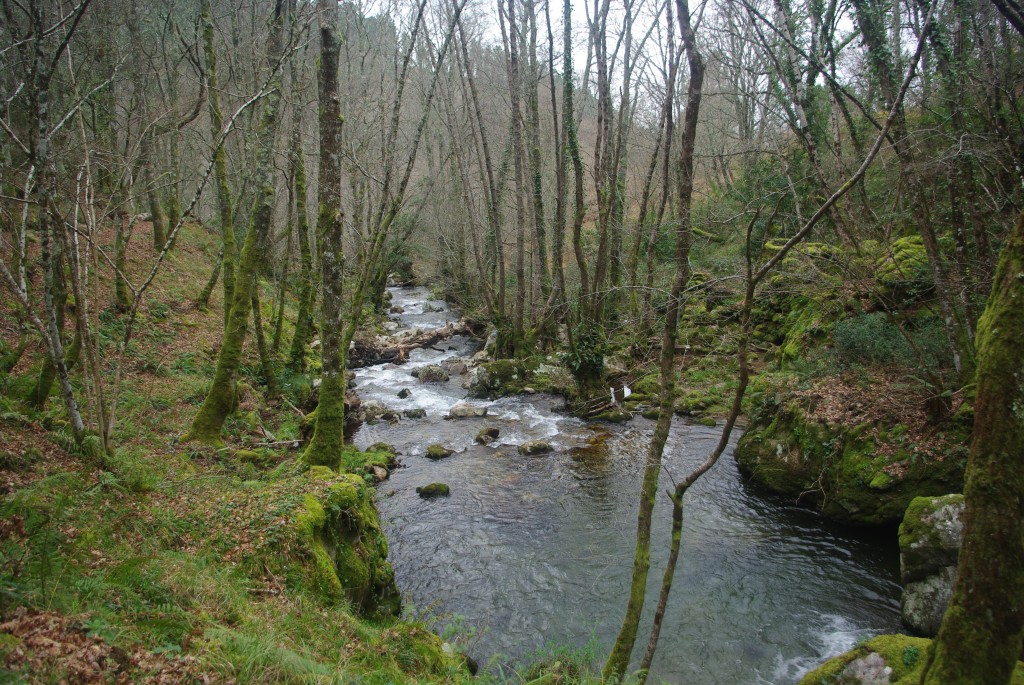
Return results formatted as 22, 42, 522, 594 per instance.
186, 0, 286, 444
921, 209, 1024, 684
201, 0, 237, 327
303, 0, 345, 469
602, 0, 703, 678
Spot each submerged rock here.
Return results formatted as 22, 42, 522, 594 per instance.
417, 364, 450, 383
425, 444, 454, 460
403, 408, 426, 419
476, 427, 500, 445
416, 482, 450, 498
447, 403, 488, 419
389, 305, 405, 314
518, 440, 552, 456
898, 494, 964, 636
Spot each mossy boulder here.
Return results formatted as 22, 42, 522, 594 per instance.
476, 427, 500, 445
417, 365, 450, 383
594, 408, 631, 423
468, 359, 531, 398
337, 444, 398, 481
797, 634, 1024, 685
403, 408, 426, 419
874, 235, 932, 303
293, 472, 400, 617
425, 444, 453, 460
416, 482, 450, 498
518, 440, 552, 456
735, 401, 965, 525
898, 494, 964, 635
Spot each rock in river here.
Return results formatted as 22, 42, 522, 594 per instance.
425, 444, 454, 460
417, 364, 450, 383
898, 494, 964, 636
447, 403, 488, 419
518, 440, 552, 456
416, 482, 450, 498
476, 427, 500, 445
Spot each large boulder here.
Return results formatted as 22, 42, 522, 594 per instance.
468, 359, 530, 398
898, 494, 964, 636
447, 403, 488, 419
734, 391, 965, 525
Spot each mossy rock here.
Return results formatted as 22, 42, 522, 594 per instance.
594, 408, 631, 423
425, 444, 453, 460
292, 473, 400, 617
336, 445, 398, 480
417, 364, 450, 383
476, 427, 500, 445
416, 482, 450, 498
468, 359, 531, 399
797, 634, 1024, 684
518, 440, 552, 456
874, 235, 933, 302
735, 399, 965, 526
899, 494, 964, 583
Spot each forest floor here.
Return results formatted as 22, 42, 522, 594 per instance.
0, 224, 501, 684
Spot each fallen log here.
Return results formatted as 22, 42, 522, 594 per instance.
348, 318, 486, 368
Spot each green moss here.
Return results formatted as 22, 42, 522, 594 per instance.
736, 397, 965, 525
798, 634, 1024, 685
468, 359, 532, 398
416, 483, 450, 497
875, 235, 932, 301
425, 444, 453, 460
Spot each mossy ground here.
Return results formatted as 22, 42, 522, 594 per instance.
0, 224, 601, 684
797, 634, 1024, 685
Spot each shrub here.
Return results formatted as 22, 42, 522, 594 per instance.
832, 313, 948, 370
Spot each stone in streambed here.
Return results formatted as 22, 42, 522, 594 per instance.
397, 388, 411, 399
416, 482, 450, 498
898, 494, 965, 636
403, 408, 426, 419
417, 364, 450, 383
425, 444, 454, 460
447, 403, 488, 419
476, 427, 500, 445
518, 440, 552, 456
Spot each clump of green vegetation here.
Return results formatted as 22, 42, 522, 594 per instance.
798, 634, 1024, 685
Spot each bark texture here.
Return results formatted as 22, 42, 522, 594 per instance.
922, 209, 1024, 684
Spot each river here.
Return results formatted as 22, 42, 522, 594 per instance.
351, 286, 903, 684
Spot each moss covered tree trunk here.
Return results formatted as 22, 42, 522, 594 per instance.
286, 97, 314, 372
201, 0, 237, 327
185, 0, 286, 444
302, 0, 345, 468
602, 0, 702, 677
921, 209, 1024, 684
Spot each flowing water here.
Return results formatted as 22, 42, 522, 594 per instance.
352, 286, 903, 684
